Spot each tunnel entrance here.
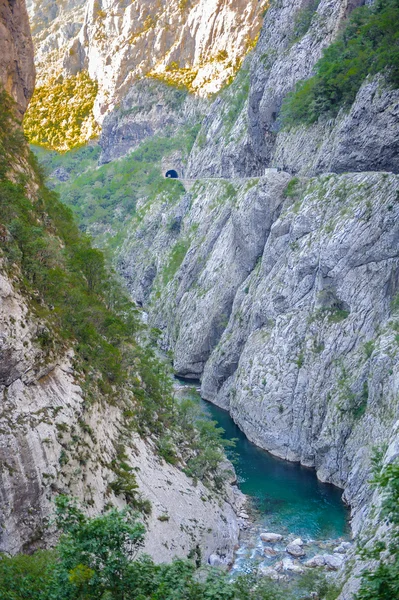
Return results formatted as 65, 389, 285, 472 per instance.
165, 169, 179, 179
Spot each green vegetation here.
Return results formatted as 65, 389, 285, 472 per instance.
282, 0, 399, 126
283, 176, 301, 198
24, 72, 100, 151
328, 308, 350, 323
161, 239, 191, 285
1, 119, 134, 389
355, 458, 399, 600
33, 125, 198, 251
0, 496, 340, 600
222, 66, 250, 134
364, 340, 375, 359
0, 90, 233, 491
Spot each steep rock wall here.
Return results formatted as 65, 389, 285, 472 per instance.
27, 0, 265, 125
187, 0, 399, 178
0, 267, 242, 559
118, 169, 399, 545
116, 168, 399, 600
99, 79, 206, 164
0, 0, 242, 562
0, 0, 35, 117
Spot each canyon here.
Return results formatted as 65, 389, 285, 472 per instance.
0, 0, 399, 597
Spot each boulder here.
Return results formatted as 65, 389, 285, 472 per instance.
281, 557, 304, 573
260, 532, 283, 543
208, 553, 227, 567
263, 545, 278, 557
333, 542, 352, 554
286, 543, 305, 557
304, 555, 326, 568
292, 537, 304, 546
258, 565, 280, 580
324, 554, 344, 571
304, 553, 344, 570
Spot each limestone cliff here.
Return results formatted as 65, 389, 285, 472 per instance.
0, 0, 35, 117
26, 0, 265, 144
0, 0, 242, 563
16, 0, 399, 594
118, 170, 399, 529
107, 0, 399, 595
187, 0, 399, 178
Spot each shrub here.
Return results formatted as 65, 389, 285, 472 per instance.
355, 459, 399, 600
24, 72, 99, 151
283, 176, 301, 198
291, 0, 321, 43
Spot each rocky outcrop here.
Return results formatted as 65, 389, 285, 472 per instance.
0, 0, 35, 117
0, 0, 242, 563
187, 0, 399, 178
22, 0, 399, 595
26, 0, 87, 81
0, 261, 242, 561
99, 78, 205, 164
27, 0, 265, 126
118, 169, 399, 543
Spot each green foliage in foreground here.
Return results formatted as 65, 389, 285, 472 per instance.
281, 0, 399, 126
355, 458, 399, 600
2, 459, 398, 600
0, 497, 337, 600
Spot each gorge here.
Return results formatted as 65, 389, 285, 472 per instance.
1, 0, 399, 598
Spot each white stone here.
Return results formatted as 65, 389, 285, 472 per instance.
286, 543, 306, 557
258, 565, 280, 580
292, 537, 304, 546
324, 554, 344, 571
304, 555, 326, 568
260, 532, 283, 543
334, 542, 352, 554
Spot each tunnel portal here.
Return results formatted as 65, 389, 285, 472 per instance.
165, 169, 179, 179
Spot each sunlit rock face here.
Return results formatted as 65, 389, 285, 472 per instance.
27, 0, 265, 124
26, 0, 87, 81
0, 0, 35, 117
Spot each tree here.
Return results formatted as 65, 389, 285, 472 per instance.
52, 496, 145, 600
355, 459, 399, 600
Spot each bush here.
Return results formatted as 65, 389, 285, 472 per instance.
0, 497, 289, 600
355, 459, 399, 600
24, 72, 99, 151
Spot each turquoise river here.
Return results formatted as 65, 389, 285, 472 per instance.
176, 379, 350, 573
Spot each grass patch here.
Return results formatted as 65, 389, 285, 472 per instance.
161, 239, 191, 285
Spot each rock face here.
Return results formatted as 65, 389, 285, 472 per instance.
27, 0, 265, 124
0, 0, 35, 117
113, 6, 399, 563
0, 1, 242, 563
99, 79, 205, 164
0, 225, 242, 562
17, 0, 399, 595
186, 0, 399, 178
121, 170, 399, 534
26, 0, 86, 78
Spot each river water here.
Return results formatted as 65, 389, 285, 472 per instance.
175, 379, 350, 574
